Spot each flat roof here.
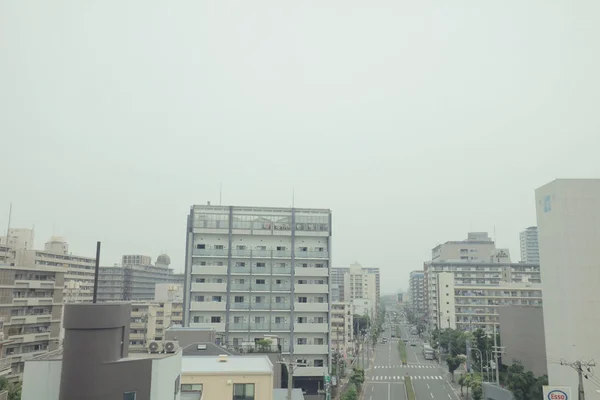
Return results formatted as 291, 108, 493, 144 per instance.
182, 355, 273, 374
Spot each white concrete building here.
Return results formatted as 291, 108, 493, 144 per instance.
330, 302, 353, 356
155, 283, 184, 302
351, 299, 372, 317
341, 263, 378, 318
431, 232, 496, 263
331, 265, 380, 312
0, 228, 34, 250
183, 204, 332, 393
519, 226, 539, 264
536, 179, 600, 397
434, 272, 542, 333
129, 300, 184, 351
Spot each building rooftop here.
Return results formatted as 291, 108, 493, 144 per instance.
182, 355, 273, 374
29, 348, 179, 362
181, 342, 238, 357
273, 389, 305, 400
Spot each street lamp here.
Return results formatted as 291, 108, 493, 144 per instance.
469, 347, 484, 382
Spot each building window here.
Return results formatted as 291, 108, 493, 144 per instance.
233, 383, 255, 400
211, 316, 221, 323
196, 244, 206, 249
123, 392, 136, 400
314, 359, 324, 367
255, 279, 265, 285
181, 384, 203, 392
215, 245, 224, 250
235, 296, 244, 303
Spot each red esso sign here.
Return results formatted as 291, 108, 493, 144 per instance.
549, 391, 567, 400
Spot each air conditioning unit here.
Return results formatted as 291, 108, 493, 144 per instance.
148, 341, 163, 354
164, 340, 180, 354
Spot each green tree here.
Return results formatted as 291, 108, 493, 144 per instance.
470, 376, 483, 400
341, 384, 358, 400
529, 375, 548, 400
446, 356, 462, 382
458, 374, 467, 396
506, 361, 536, 400
350, 368, 365, 389
256, 338, 273, 352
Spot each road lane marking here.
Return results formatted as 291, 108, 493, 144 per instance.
372, 387, 374, 392
427, 384, 430, 389
388, 383, 391, 400
448, 394, 452, 399
430, 393, 434, 398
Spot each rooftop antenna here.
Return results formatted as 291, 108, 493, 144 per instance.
493, 225, 497, 243
219, 182, 222, 206
292, 188, 295, 208
3, 203, 12, 260
92, 241, 101, 303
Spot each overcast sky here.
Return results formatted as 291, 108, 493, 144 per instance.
1, 1, 599, 293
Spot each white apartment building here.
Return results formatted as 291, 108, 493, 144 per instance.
4, 234, 96, 303
434, 272, 542, 332
536, 179, 600, 398
519, 226, 539, 264
331, 302, 353, 356
351, 298, 372, 317
331, 263, 381, 309
183, 204, 332, 394
408, 270, 425, 317
431, 232, 496, 262
343, 264, 377, 318
129, 300, 183, 351
0, 228, 34, 250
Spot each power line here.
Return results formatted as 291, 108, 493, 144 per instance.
560, 360, 597, 400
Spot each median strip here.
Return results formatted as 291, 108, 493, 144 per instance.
405, 376, 416, 400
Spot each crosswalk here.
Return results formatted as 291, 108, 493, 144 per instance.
370, 376, 444, 381
374, 365, 436, 369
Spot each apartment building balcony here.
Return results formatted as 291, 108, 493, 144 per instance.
294, 344, 329, 355
129, 333, 145, 340
230, 283, 251, 291
294, 284, 328, 294
294, 303, 328, 312
229, 323, 249, 331
271, 267, 292, 275
230, 302, 250, 310
130, 322, 145, 329
249, 303, 270, 310
191, 282, 227, 292
271, 303, 291, 310
271, 323, 289, 331
14, 280, 56, 290
251, 283, 270, 292
192, 265, 227, 275
192, 249, 228, 257
231, 249, 253, 258
190, 322, 225, 332
294, 366, 328, 377
295, 267, 329, 277
0, 358, 11, 376
249, 323, 270, 331
272, 284, 291, 292
9, 314, 53, 325
294, 323, 328, 333
9, 332, 51, 344
295, 251, 329, 259
12, 298, 55, 307
251, 267, 272, 275
190, 301, 226, 311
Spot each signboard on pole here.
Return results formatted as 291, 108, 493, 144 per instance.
543, 386, 571, 400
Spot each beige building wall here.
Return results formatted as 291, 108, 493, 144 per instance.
182, 372, 273, 400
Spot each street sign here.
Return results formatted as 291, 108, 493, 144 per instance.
324, 375, 331, 383
543, 386, 571, 400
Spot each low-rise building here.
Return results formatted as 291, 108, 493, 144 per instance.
129, 300, 184, 351
0, 264, 64, 380
181, 354, 274, 400
21, 303, 182, 400
434, 272, 542, 333
331, 302, 353, 356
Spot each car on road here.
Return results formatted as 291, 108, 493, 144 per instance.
402, 338, 409, 343
410, 342, 417, 346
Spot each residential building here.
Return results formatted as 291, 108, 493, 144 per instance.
183, 204, 332, 394
331, 302, 353, 356
330, 284, 341, 303
129, 300, 184, 351
498, 305, 547, 377
122, 254, 153, 266
431, 232, 496, 262
0, 228, 34, 250
181, 354, 273, 400
408, 271, 425, 319
0, 264, 64, 380
434, 272, 542, 332
97, 254, 182, 301
519, 226, 539, 264
4, 236, 96, 302
21, 303, 182, 400
332, 264, 380, 314
535, 179, 600, 396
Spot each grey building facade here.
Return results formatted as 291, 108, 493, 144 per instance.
519, 226, 540, 264
498, 305, 547, 377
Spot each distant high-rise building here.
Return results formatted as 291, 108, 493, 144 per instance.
0, 228, 34, 250
183, 204, 332, 395
536, 179, 600, 397
519, 226, 539, 264
408, 271, 425, 318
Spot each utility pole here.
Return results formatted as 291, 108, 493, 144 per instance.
278, 357, 305, 400
560, 360, 596, 400
492, 326, 505, 386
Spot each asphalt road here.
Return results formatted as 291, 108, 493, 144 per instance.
363, 315, 459, 400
